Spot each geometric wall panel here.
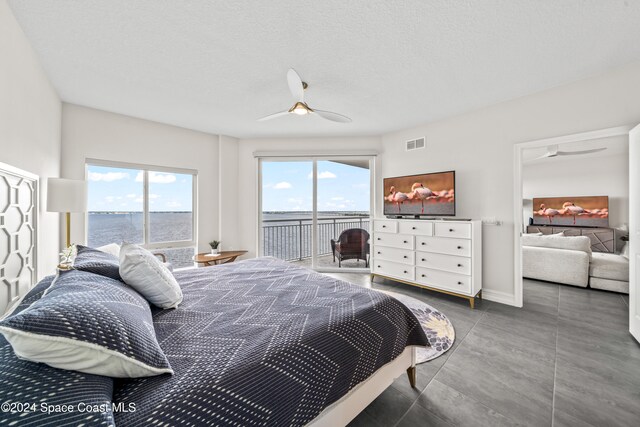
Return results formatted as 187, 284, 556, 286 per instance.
0, 162, 38, 315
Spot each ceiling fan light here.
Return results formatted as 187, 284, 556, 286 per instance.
290, 102, 311, 115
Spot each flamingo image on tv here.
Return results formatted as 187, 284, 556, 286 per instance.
383, 171, 455, 216
532, 196, 608, 227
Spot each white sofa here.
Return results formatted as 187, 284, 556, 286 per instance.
522, 234, 591, 287
522, 233, 629, 293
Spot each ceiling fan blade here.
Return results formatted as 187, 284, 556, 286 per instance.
556, 147, 607, 156
287, 68, 304, 101
314, 109, 352, 123
531, 152, 552, 161
257, 111, 289, 122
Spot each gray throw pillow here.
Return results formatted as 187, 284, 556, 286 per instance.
0, 269, 173, 378
73, 244, 122, 281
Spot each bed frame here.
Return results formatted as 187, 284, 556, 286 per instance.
308, 346, 417, 426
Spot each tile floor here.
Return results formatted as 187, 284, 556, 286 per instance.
323, 273, 640, 427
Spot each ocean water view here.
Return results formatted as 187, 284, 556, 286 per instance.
88, 211, 370, 268
88, 212, 195, 268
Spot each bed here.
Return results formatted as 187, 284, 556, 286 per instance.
0, 256, 427, 426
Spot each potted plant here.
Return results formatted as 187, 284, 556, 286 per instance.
209, 240, 221, 255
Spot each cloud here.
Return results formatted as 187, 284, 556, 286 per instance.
88, 171, 129, 182
148, 193, 160, 199
166, 200, 181, 208
126, 193, 137, 199
331, 196, 344, 201
308, 171, 337, 180
274, 181, 292, 189
135, 171, 176, 184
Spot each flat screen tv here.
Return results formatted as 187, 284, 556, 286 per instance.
383, 171, 455, 217
532, 196, 609, 227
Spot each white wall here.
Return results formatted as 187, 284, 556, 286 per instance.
523, 150, 629, 233
379, 61, 640, 304
61, 104, 220, 254
236, 137, 382, 258
218, 135, 240, 250
0, 0, 61, 279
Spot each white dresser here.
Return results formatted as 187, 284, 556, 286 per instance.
371, 219, 482, 308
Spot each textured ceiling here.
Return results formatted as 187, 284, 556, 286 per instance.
8, 0, 640, 138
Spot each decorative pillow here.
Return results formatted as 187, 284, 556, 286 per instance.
1, 275, 56, 321
119, 243, 183, 309
0, 269, 173, 378
73, 244, 122, 281
0, 276, 115, 425
97, 242, 121, 258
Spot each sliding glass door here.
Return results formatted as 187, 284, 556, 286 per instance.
259, 157, 373, 272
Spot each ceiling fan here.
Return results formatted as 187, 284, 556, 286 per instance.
533, 144, 606, 160
258, 69, 352, 123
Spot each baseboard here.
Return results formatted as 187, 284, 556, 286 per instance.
482, 289, 517, 306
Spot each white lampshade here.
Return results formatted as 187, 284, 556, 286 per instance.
47, 178, 87, 213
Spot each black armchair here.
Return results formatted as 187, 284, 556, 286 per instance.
330, 228, 370, 268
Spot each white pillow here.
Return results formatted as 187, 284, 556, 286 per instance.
119, 244, 183, 309
97, 243, 121, 258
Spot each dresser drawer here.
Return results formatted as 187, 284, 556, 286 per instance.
415, 252, 471, 275
416, 267, 472, 295
398, 221, 434, 236
374, 220, 398, 233
434, 222, 472, 239
373, 260, 415, 281
415, 236, 471, 257
374, 233, 414, 250
373, 246, 414, 265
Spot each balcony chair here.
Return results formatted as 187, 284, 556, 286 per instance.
331, 228, 370, 268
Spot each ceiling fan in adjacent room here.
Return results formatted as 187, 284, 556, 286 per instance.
533, 144, 607, 160
258, 69, 352, 123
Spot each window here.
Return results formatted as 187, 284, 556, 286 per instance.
86, 161, 196, 268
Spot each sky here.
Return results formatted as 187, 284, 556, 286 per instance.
88, 161, 370, 213
261, 160, 370, 212
87, 165, 192, 212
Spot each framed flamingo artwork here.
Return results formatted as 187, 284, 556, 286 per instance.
383, 171, 455, 217
532, 195, 609, 227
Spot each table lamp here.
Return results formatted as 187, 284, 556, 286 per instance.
47, 178, 87, 248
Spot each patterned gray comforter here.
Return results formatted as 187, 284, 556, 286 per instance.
114, 257, 428, 426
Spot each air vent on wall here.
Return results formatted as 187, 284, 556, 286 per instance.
406, 137, 426, 151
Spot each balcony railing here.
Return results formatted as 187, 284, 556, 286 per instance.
262, 216, 370, 261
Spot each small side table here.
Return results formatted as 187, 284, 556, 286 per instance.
194, 250, 248, 266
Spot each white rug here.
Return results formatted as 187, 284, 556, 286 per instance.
381, 290, 455, 363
